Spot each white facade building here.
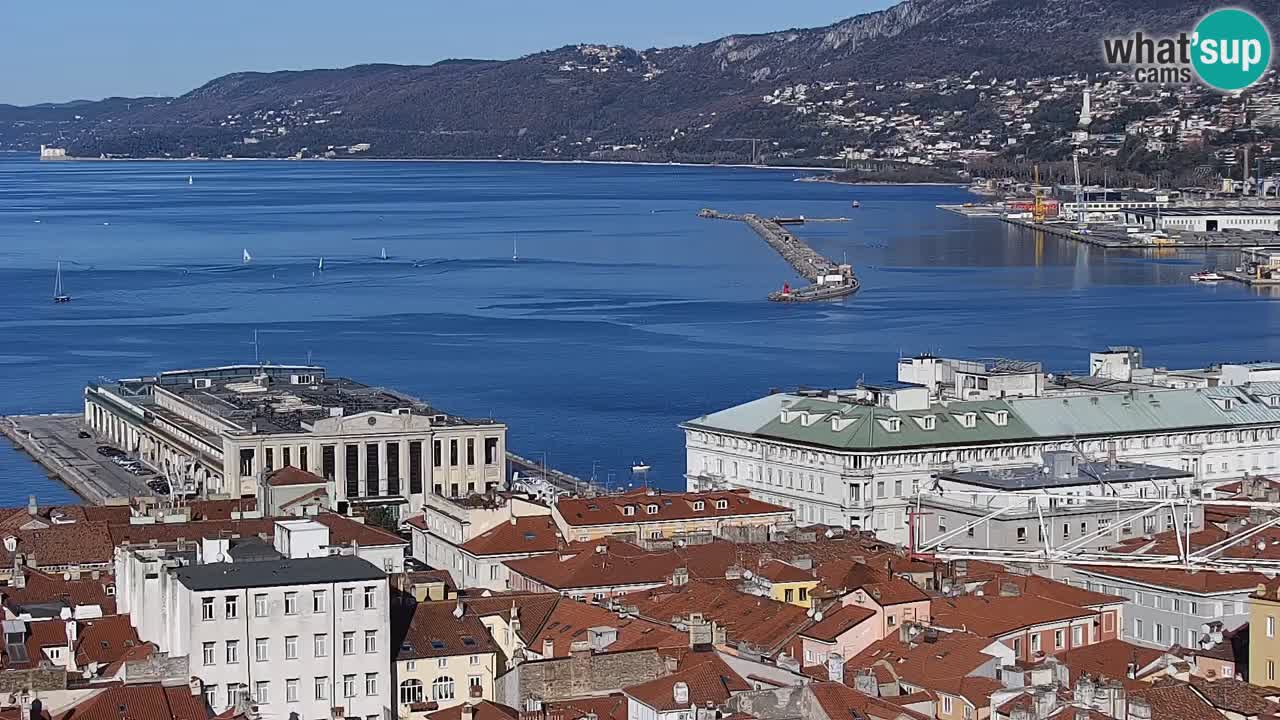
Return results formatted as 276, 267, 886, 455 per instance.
684, 355, 1280, 545
116, 524, 391, 720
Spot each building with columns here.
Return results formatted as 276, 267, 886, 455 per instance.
84, 365, 506, 518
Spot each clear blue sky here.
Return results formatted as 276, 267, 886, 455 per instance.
1, 1, 894, 106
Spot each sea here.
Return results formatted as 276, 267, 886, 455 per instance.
1, 154, 1278, 506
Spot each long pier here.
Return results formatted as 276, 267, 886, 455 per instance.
700, 209, 860, 301
1, 414, 148, 503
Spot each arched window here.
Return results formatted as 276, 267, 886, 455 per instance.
400, 679, 424, 705
432, 676, 455, 701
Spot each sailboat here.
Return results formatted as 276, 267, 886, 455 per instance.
512, 234, 519, 262
380, 247, 388, 261
187, 176, 193, 186
53, 262, 71, 304
317, 257, 325, 272
242, 249, 252, 264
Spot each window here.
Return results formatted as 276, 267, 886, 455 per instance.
1016, 527, 1027, 544
314, 633, 328, 658
364, 585, 377, 609
942, 696, 953, 715
646, 504, 658, 515
1031, 634, 1041, 652
466, 438, 475, 465
254, 593, 268, 618
313, 589, 327, 613
254, 681, 269, 703
255, 637, 269, 662
343, 674, 356, 698
876, 482, 886, 499
1134, 618, 1144, 640
365, 672, 378, 696
1072, 625, 1083, 646
202, 642, 215, 666
226, 640, 240, 664
204, 685, 217, 709
964, 706, 973, 720
285, 635, 298, 660
315, 677, 328, 701
225, 595, 239, 620
1054, 629, 1064, 649
286, 678, 299, 703
342, 587, 355, 611
284, 591, 298, 615
365, 630, 378, 654
693, 501, 704, 511
1012, 637, 1022, 657
400, 679, 425, 705
470, 654, 480, 666
202, 597, 215, 621
622, 505, 635, 516
715, 498, 728, 510
469, 675, 482, 689
437, 657, 448, 669
1269, 660, 1276, 682
226, 684, 247, 708
1190, 601, 1199, 615
432, 676, 455, 701
1269, 616, 1276, 639
343, 631, 356, 655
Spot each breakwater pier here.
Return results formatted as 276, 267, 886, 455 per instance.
699, 209, 859, 301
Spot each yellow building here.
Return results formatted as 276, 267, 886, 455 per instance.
1251, 582, 1280, 688
750, 559, 818, 607
395, 600, 499, 719
552, 488, 792, 544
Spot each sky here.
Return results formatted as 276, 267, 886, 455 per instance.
1, 1, 894, 106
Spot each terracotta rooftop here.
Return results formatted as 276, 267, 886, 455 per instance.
505, 541, 678, 591
808, 680, 931, 720
930, 593, 1097, 638
461, 516, 562, 557
969, 573, 1124, 608
461, 592, 562, 646
396, 600, 500, 660
0, 522, 114, 568
814, 559, 928, 606
55, 682, 210, 720
1053, 639, 1165, 688
1190, 675, 1278, 715
754, 559, 816, 584
526, 597, 683, 657
1131, 678, 1223, 720
623, 651, 750, 712
619, 580, 811, 655
543, 694, 628, 720
556, 488, 789, 528
264, 466, 326, 487
2, 568, 117, 614
107, 511, 405, 550
846, 631, 1005, 701
800, 604, 877, 643
426, 701, 519, 720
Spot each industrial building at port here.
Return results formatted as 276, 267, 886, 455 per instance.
684, 347, 1280, 545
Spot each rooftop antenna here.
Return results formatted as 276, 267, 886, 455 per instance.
632, 461, 651, 489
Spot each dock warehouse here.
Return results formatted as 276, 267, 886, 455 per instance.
1123, 206, 1280, 233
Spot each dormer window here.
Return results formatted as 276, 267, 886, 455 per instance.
715, 499, 728, 510
622, 505, 636, 517
884, 417, 902, 433
692, 501, 705, 511
920, 415, 936, 431
993, 410, 1008, 427
646, 504, 659, 515
956, 412, 977, 429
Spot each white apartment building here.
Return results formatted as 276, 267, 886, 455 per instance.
684, 354, 1280, 545
408, 494, 552, 590
116, 521, 391, 720
84, 365, 506, 518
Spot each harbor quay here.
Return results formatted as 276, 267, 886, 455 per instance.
698, 208, 859, 301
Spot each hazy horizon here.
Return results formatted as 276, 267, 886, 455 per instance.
1, 0, 892, 106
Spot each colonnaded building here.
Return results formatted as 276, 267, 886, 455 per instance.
683, 348, 1280, 545
83, 365, 506, 517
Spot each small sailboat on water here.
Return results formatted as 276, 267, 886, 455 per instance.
53, 261, 71, 304
317, 257, 325, 272
242, 249, 252, 264
187, 176, 193, 186
380, 247, 388, 261
512, 234, 519, 262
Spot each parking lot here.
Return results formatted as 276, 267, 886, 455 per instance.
1, 414, 157, 501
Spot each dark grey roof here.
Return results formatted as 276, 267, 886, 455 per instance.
937, 461, 1192, 490
226, 537, 282, 562
176, 554, 385, 591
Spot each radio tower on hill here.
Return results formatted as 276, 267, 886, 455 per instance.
1078, 83, 1093, 128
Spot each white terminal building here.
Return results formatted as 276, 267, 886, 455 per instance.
683, 348, 1280, 545
83, 365, 507, 517
115, 519, 391, 719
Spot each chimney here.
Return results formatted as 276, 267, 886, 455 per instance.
1126, 661, 1138, 680
826, 652, 844, 685
189, 676, 203, 697
65, 619, 78, 671
543, 639, 554, 657
462, 704, 475, 720
673, 682, 689, 706
27, 496, 37, 517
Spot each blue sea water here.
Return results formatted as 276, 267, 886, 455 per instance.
1, 155, 1278, 504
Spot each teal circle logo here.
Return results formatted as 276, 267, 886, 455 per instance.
1192, 8, 1271, 91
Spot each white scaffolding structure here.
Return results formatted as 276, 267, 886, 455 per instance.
912, 490, 1280, 574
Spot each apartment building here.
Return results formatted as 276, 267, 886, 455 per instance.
84, 364, 506, 516
551, 488, 792, 544
115, 522, 391, 719
407, 494, 553, 590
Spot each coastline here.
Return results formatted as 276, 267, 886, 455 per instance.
49, 155, 840, 173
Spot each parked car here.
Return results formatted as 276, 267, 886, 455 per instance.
78, 430, 91, 439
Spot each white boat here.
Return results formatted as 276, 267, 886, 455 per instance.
53, 262, 71, 303
242, 249, 252, 264
1190, 271, 1225, 283
187, 176, 193, 185
512, 234, 519, 262
380, 247, 388, 261
318, 257, 325, 272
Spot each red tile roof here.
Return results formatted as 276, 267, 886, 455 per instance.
623, 651, 750, 711
544, 694, 628, 720
800, 604, 876, 642
0, 522, 115, 568
754, 559, 815, 584
1131, 679, 1223, 720
970, 573, 1124, 608
462, 593, 562, 646
265, 466, 327, 487
846, 632, 1004, 701
462, 516, 562, 556
506, 541, 677, 591
426, 701, 519, 720
527, 598, 684, 657
808, 681, 931, 720
1053, 639, 1165, 688
55, 682, 210, 720
930, 594, 1097, 638
1190, 676, 1278, 716
814, 560, 927, 606
107, 511, 405, 550
556, 489, 789, 528
619, 581, 810, 655
398, 600, 500, 660
2, 568, 117, 614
